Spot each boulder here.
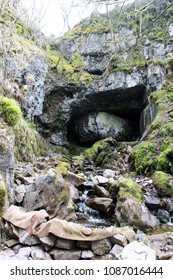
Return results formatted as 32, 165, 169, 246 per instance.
81, 250, 94, 259
152, 171, 173, 197
121, 241, 156, 260
73, 112, 133, 144
23, 168, 76, 220
116, 198, 158, 232
91, 238, 112, 256
85, 197, 113, 213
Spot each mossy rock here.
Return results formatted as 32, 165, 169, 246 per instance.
0, 97, 22, 126
110, 177, 144, 204
57, 161, 70, 175
84, 138, 113, 166
152, 171, 173, 197
0, 175, 8, 222
156, 146, 173, 174
130, 141, 156, 174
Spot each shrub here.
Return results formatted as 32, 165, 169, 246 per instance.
0, 97, 22, 126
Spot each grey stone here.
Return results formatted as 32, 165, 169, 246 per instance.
19, 229, 40, 245
95, 185, 110, 197
40, 234, 56, 249
110, 233, 128, 247
49, 249, 81, 260
81, 250, 94, 259
121, 241, 156, 260
55, 238, 75, 250
103, 169, 115, 178
85, 197, 113, 213
14, 184, 26, 203
23, 169, 76, 220
76, 241, 91, 249
110, 244, 124, 259
91, 238, 112, 256
92, 175, 109, 185
0, 129, 15, 203
73, 112, 133, 144
17, 247, 31, 259
116, 197, 158, 232
31, 246, 48, 260
157, 209, 170, 224
68, 183, 79, 202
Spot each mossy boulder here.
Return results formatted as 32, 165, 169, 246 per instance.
113, 177, 157, 232
0, 175, 8, 222
110, 177, 144, 204
156, 146, 173, 174
57, 161, 70, 176
130, 141, 157, 174
84, 138, 114, 166
0, 97, 22, 126
152, 171, 173, 197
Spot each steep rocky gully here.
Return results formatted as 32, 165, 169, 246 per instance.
0, 0, 173, 260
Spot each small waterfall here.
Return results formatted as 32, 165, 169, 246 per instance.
76, 189, 109, 227
167, 216, 173, 226
140, 98, 157, 139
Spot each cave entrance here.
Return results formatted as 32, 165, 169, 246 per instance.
67, 85, 149, 147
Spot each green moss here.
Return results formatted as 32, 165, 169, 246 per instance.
57, 161, 70, 175
84, 138, 112, 166
13, 118, 49, 162
0, 176, 8, 222
152, 171, 173, 197
59, 179, 70, 204
46, 48, 94, 86
0, 97, 22, 126
111, 177, 144, 204
130, 141, 156, 174
156, 146, 173, 174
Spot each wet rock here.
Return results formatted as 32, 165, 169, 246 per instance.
94, 185, 110, 197
91, 238, 112, 256
157, 209, 170, 224
85, 197, 113, 213
49, 249, 81, 260
144, 194, 161, 210
121, 241, 156, 260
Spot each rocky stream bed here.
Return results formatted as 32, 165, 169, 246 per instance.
1, 145, 173, 260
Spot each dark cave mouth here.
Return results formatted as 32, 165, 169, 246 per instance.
67, 87, 149, 146
67, 110, 142, 147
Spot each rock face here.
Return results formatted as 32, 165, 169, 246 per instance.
0, 129, 15, 203
72, 112, 133, 144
